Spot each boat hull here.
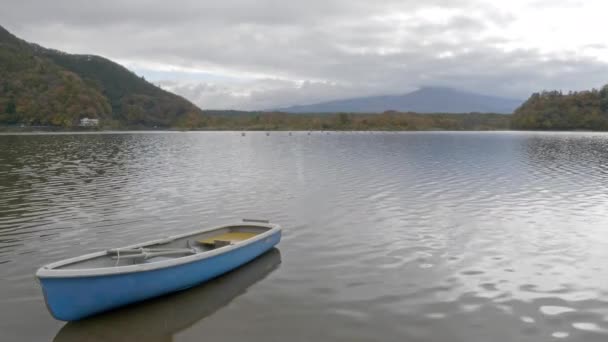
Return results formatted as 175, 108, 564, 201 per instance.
39, 230, 281, 321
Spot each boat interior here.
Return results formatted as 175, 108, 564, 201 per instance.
55, 225, 271, 270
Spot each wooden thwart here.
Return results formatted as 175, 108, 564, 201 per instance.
198, 232, 259, 246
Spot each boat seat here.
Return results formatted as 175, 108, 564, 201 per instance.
212, 240, 232, 248
198, 232, 259, 246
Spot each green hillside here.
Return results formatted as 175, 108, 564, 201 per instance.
0, 25, 111, 126
512, 86, 608, 130
0, 25, 204, 128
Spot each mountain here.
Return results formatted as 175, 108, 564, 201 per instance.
0, 24, 204, 127
279, 87, 522, 114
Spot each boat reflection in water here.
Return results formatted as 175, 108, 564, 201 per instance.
54, 248, 281, 342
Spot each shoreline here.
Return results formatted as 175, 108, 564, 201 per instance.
0, 127, 603, 134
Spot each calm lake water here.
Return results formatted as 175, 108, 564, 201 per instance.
1, 131, 608, 341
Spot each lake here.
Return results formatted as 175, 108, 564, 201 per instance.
1, 131, 608, 342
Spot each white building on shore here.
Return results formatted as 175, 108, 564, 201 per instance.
79, 118, 99, 127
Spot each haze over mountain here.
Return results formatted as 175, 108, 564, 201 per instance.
0, 24, 204, 127
279, 87, 522, 114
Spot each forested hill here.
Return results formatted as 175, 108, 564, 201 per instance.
0, 25, 204, 127
512, 86, 608, 130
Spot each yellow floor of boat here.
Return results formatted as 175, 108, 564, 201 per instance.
198, 232, 259, 245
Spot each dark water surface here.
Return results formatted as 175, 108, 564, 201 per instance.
1, 131, 608, 341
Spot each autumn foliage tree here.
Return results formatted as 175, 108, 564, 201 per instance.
0, 24, 205, 128
512, 86, 608, 130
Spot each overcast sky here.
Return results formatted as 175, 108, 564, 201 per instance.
2, 0, 608, 110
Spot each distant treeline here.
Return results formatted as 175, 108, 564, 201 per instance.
190, 111, 511, 131
512, 85, 608, 130
0, 111, 511, 131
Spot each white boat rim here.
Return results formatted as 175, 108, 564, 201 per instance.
36, 221, 281, 278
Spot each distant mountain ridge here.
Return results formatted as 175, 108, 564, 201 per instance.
279, 87, 522, 114
0, 24, 204, 127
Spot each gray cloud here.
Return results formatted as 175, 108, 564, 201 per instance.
2, 0, 607, 110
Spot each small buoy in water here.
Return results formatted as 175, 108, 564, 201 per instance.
241, 132, 246, 136
266, 132, 270, 136
307, 132, 311, 135
289, 132, 292, 136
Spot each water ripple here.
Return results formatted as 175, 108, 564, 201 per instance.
1, 131, 608, 341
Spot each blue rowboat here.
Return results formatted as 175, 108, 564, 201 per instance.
36, 219, 281, 321
53, 248, 281, 341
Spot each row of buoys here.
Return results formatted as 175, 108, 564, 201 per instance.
238, 131, 413, 136
238, 131, 351, 136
